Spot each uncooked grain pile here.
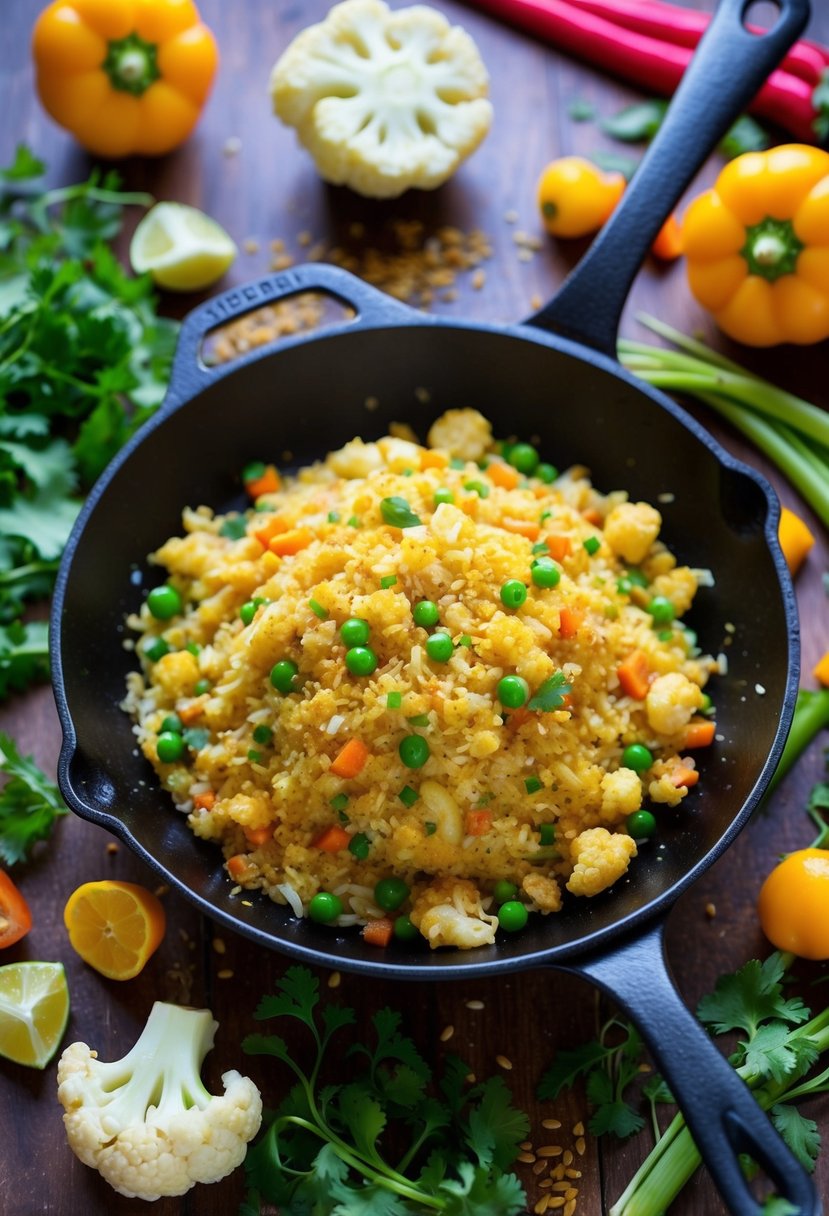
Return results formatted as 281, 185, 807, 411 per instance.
125, 409, 718, 950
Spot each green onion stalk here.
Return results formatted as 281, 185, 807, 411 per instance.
610, 974, 829, 1216
618, 317, 829, 529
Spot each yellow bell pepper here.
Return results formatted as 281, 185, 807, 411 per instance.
683, 144, 829, 347
32, 0, 218, 159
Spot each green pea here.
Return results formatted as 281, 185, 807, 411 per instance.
433, 488, 455, 507
647, 596, 675, 626
498, 900, 529, 932
345, 646, 378, 677
621, 743, 654, 773
308, 892, 343, 923
160, 713, 182, 734
500, 579, 527, 609
194, 678, 211, 696
626, 810, 657, 840
425, 632, 454, 663
399, 735, 430, 769
536, 462, 557, 484
240, 601, 257, 626
531, 558, 561, 589
375, 877, 409, 911
340, 618, 371, 648
464, 480, 490, 498
157, 731, 185, 763
147, 585, 182, 621
497, 675, 529, 708
270, 659, 299, 693
507, 443, 539, 475
493, 880, 518, 905
144, 638, 170, 662
394, 914, 419, 942
253, 724, 274, 745
413, 600, 440, 628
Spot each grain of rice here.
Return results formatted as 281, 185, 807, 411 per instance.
542, 1119, 562, 1130
533, 1196, 550, 1214
496, 1054, 513, 1070
537, 1146, 563, 1158
440, 1024, 455, 1042
575, 1137, 586, 1155
212, 938, 226, 954
517, 1152, 537, 1164
217, 969, 234, 979
466, 1000, 485, 1010
563, 1199, 577, 1216
328, 971, 341, 988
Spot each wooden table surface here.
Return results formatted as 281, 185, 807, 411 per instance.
2, 2, 828, 1214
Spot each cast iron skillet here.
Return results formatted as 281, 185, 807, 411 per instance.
52, 1, 817, 1211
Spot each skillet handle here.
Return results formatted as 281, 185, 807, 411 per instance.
559, 918, 821, 1216
163, 264, 416, 409
525, 0, 811, 356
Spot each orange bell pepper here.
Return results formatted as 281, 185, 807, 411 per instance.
32, 0, 218, 158
683, 144, 829, 346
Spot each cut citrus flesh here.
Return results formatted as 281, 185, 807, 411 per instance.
63, 880, 166, 981
129, 202, 237, 291
0, 961, 70, 1069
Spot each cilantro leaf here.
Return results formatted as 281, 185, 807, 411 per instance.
0, 620, 50, 700
537, 1038, 609, 1100
465, 1074, 530, 1171
0, 487, 81, 561
439, 1161, 526, 1216
696, 954, 810, 1042
770, 1104, 821, 1172
254, 964, 321, 1025
0, 731, 67, 865
741, 1020, 817, 1085
762, 1201, 801, 1216
586, 1069, 645, 1139
527, 671, 572, 713
601, 100, 668, 142
0, 145, 45, 182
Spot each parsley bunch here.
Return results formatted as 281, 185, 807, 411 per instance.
0, 144, 177, 697
0, 732, 67, 865
241, 966, 530, 1215
538, 952, 829, 1216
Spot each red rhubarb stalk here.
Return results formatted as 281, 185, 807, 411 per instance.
468, 0, 823, 142
566, 0, 826, 83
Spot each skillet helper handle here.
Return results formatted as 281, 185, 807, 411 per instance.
527, 0, 812, 355
164, 264, 414, 409
563, 918, 822, 1216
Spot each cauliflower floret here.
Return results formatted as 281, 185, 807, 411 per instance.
600, 767, 642, 823
410, 877, 498, 948
57, 1003, 262, 1202
427, 407, 492, 461
645, 671, 704, 737
603, 501, 662, 565
566, 827, 637, 897
270, 0, 493, 198
521, 872, 562, 912
328, 437, 384, 478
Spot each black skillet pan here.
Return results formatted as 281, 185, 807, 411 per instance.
52, 0, 817, 1211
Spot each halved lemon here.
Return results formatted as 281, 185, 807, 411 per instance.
64, 880, 166, 981
129, 202, 237, 291
0, 961, 70, 1069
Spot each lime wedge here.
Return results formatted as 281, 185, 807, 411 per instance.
130, 202, 237, 292
0, 961, 70, 1069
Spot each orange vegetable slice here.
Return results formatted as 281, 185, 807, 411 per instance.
362, 917, 394, 947
63, 880, 166, 981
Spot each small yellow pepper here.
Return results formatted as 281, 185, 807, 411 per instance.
683, 144, 829, 346
32, 0, 218, 158
758, 849, 829, 960
537, 157, 626, 238
778, 505, 815, 575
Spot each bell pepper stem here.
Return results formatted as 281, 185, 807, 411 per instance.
103, 33, 161, 97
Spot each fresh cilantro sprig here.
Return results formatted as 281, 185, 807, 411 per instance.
0, 731, 67, 865
537, 1017, 645, 1140
0, 144, 177, 697
241, 966, 529, 1215
527, 671, 571, 712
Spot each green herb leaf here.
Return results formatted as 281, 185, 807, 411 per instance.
0, 145, 46, 182
0, 731, 67, 865
527, 671, 572, 713
465, 1075, 530, 1170
601, 100, 668, 142
770, 1104, 821, 1172
696, 954, 810, 1042
0, 620, 50, 699
811, 69, 829, 142
589, 151, 640, 181
719, 114, 769, 159
537, 1039, 609, 1100
380, 496, 422, 529
586, 1070, 645, 1139
567, 98, 596, 122
741, 1020, 817, 1085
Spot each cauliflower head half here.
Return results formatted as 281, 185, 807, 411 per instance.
270, 0, 493, 198
57, 1001, 262, 1202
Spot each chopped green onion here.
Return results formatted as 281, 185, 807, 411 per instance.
424, 821, 437, 836
347, 515, 361, 528
538, 822, 556, 845
330, 793, 349, 812
380, 575, 397, 589
327, 511, 340, 523
247, 749, 263, 763
407, 714, 430, 727
398, 785, 419, 807
539, 510, 552, 522
380, 496, 422, 528
458, 634, 472, 647
348, 832, 370, 860
308, 598, 328, 619
583, 536, 600, 556
242, 461, 266, 484
464, 480, 490, 498
386, 691, 402, 709
449, 458, 466, 470
185, 642, 202, 656
220, 516, 248, 539
525, 776, 543, 794
531, 541, 549, 555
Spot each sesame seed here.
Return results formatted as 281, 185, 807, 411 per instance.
328, 971, 341, 988
575, 1136, 586, 1155
212, 938, 226, 954
537, 1145, 563, 1158
440, 1024, 455, 1042
542, 1118, 562, 1129
496, 1054, 513, 1070
466, 999, 485, 1010
217, 968, 234, 979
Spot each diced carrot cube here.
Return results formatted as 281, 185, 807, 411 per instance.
617, 650, 651, 700
669, 764, 699, 789
362, 917, 394, 947
464, 809, 493, 836
244, 825, 273, 847
227, 854, 249, 879
501, 518, 541, 541
420, 449, 449, 470
582, 508, 602, 526
330, 738, 369, 779
546, 535, 572, 561
683, 718, 716, 749
193, 790, 215, 811
179, 697, 207, 725
269, 527, 314, 556
558, 606, 581, 639
488, 462, 519, 490
245, 465, 281, 498
252, 515, 289, 548
313, 825, 351, 853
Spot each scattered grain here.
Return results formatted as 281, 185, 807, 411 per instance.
565, 1169, 581, 1179
542, 1118, 562, 1130
517, 1152, 537, 1165
572, 1122, 584, 1137
519, 1141, 533, 1152
241, 899, 253, 906
504, 209, 519, 223
562, 1150, 573, 1166
466, 998, 485, 1010
217, 968, 234, 979
154, 884, 170, 897
297, 230, 313, 247
547, 1200, 565, 1210
270, 238, 285, 251
365, 396, 380, 412
533, 1196, 550, 1214
564, 1189, 578, 1201
552, 1181, 572, 1192
471, 268, 486, 290
537, 1145, 564, 1158
563, 1199, 577, 1216
440, 1024, 455, 1042
496, 1054, 513, 1070
530, 293, 543, 310
105, 842, 119, 855
212, 937, 226, 954
270, 253, 295, 271
517, 247, 535, 262
328, 971, 342, 988
532, 1159, 549, 1176
551, 1164, 566, 1181
538, 1179, 553, 1190
465, 1072, 476, 1084
705, 902, 717, 918
243, 238, 260, 254
575, 1136, 586, 1156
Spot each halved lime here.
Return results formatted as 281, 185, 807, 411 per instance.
130, 202, 237, 292
0, 961, 70, 1069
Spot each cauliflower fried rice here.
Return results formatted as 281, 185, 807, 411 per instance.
124, 410, 718, 950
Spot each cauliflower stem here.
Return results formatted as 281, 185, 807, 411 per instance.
57, 1001, 262, 1201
